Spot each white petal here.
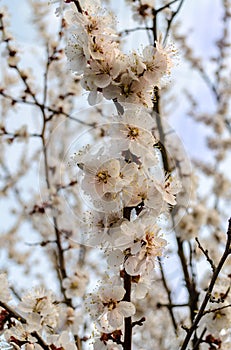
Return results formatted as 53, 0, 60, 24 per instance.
117, 301, 136, 317
88, 90, 103, 105
107, 309, 123, 328
134, 283, 148, 299
107, 250, 124, 268
93, 74, 111, 88
130, 241, 142, 255
100, 285, 125, 302
124, 256, 140, 276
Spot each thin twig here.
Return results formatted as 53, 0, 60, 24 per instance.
0, 90, 95, 126
25, 239, 57, 247
155, 0, 180, 14
119, 26, 152, 37
132, 317, 145, 328
157, 302, 189, 308
158, 258, 178, 332
163, 0, 185, 45
195, 237, 216, 272
192, 327, 207, 350
203, 303, 231, 315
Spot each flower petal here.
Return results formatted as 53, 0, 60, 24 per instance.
117, 301, 136, 317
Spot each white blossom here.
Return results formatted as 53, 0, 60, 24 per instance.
18, 287, 59, 330
153, 172, 182, 206
86, 282, 135, 333
109, 107, 157, 159
124, 216, 167, 276
5, 323, 37, 344
143, 40, 172, 85
62, 269, 88, 299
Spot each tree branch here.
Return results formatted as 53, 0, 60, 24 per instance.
163, 0, 185, 45
155, 0, 180, 14
195, 237, 216, 272
180, 218, 231, 350
122, 207, 133, 350
203, 303, 231, 316
158, 258, 178, 332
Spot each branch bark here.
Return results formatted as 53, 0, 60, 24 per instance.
122, 207, 133, 350
180, 218, 231, 350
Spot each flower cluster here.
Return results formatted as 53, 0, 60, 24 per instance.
17, 287, 59, 331
65, 0, 172, 107
1, 284, 81, 350
111, 215, 167, 276
72, 104, 181, 342
74, 106, 180, 218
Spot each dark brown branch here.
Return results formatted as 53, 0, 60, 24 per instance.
43, 44, 50, 107
195, 237, 216, 272
56, 180, 78, 192
132, 317, 145, 328
152, 9, 158, 45
155, 0, 180, 14
122, 206, 133, 350
150, 8, 186, 335
188, 241, 197, 287
158, 258, 178, 332
119, 26, 152, 37
0, 130, 41, 138
26, 239, 57, 247
157, 302, 189, 308
69, 0, 83, 13
180, 218, 231, 350
74, 0, 83, 13
123, 270, 132, 350
52, 217, 72, 307
203, 303, 231, 315
177, 237, 199, 326
163, 0, 185, 45
1, 11, 74, 310
192, 327, 207, 350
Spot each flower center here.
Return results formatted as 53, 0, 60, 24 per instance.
33, 296, 47, 313
106, 300, 117, 310
97, 170, 110, 183
127, 126, 139, 139
70, 280, 79, 289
